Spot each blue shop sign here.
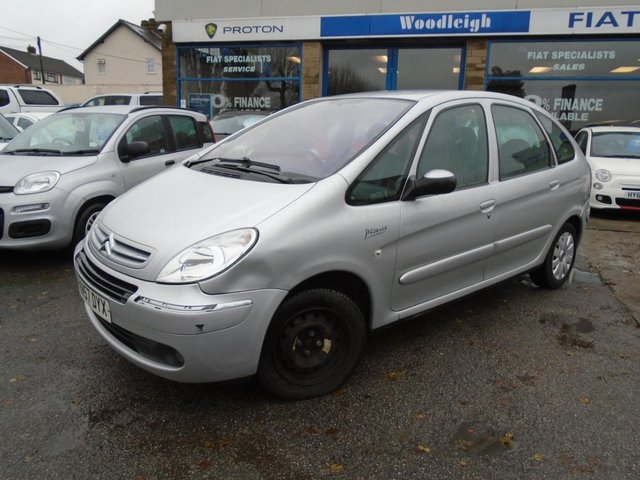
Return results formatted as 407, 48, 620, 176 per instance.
321, 11, 531, 37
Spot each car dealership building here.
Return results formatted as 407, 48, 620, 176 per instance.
154, 0, 640, 132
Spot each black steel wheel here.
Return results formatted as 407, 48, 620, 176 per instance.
72, 202, 106, 246
258, 289, 366, 400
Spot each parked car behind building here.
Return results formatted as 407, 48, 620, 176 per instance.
0, 105, 214, 250
75, 91, 591, 399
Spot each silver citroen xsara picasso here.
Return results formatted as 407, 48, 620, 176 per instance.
75, 91, 590, 399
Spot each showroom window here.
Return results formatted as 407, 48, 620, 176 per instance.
325, 46, 464, 96
177, 44, 302, 118
486, 39, 640, 133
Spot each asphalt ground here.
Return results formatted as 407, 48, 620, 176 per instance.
1, 213, 639, 480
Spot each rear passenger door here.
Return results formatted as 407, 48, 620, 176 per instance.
485, 103, 560, 279
117, 114, 205, 189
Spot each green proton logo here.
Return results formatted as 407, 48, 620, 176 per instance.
205, 23, 217, 39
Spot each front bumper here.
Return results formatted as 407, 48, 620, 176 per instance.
0, 189, 73, 250
590, 175, 640, 210
74, 244, 288, 383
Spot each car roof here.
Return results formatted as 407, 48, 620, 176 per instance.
587, 125, 640, 133
57, 105, 206, 117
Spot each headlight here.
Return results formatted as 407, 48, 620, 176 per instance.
157, 228, 258, 284
14, 171, 60, 195
595, 169, 612, 182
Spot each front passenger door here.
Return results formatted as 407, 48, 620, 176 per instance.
392, 102, 498, 312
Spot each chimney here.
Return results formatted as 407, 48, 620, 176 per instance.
141, 18, 160, 31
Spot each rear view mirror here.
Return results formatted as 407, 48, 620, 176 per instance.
119, 140, 150, 162
402, 169, 456, 200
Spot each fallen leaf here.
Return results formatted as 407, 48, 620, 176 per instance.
328, 463, 344, 473
500, 432, 515, 449
533, 453, 544, 462
9, 374, 27, 383
332, 388, 347, 397
219, 438, 231, 448
203, 440, 215, 449
415, 445, 431, 453
386, 370, 407, 380
459, 459, 468, 466
579, 396, 591, 405
415, 412, 425, 420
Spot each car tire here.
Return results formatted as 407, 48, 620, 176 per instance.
257, 289, 367, 400
72, 202, 106, 246
530, 223, 577, 289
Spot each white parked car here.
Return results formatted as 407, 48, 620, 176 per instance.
575, 125, 640, 210
4, 112, 52, 131
0, 113, 19, 151
82, 93, 164, 107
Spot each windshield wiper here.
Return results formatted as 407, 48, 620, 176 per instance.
66, 149, 100, 155
212, 164, 294, 184
4, 148, 63, 155
187, 156, 280, 171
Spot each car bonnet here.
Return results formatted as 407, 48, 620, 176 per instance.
587, 155, 640, 175
0, 154, 98, 185
95, 165, 316, 281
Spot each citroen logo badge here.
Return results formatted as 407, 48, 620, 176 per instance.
102, 233, 115, 257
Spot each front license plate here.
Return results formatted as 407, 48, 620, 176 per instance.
78, 279, 112, 323
625, 191, 640, 199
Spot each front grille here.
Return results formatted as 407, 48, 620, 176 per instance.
75, 250, 138, 304
97, 316, 183, 367
0, 186, 12, 193
616, 198, 640, 209
89, 224, 151, 268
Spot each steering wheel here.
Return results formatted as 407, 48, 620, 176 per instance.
51, 138, 73, 147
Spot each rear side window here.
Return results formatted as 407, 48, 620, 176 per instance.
198, 121, 215, 143
139, 95, 164, 105
168, 115, 201, 151
17, 89, 60, 105
123, 115, 168, 157
0, 90, 9, 107
534, 111, 575, 164
492, 105, 551, 180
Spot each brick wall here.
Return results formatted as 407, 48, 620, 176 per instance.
464, 39, 488, 91
302, 42, 322, 100
161, 22, 178, 106
0, 51, 30, 84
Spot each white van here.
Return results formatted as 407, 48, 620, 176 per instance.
0, 85, 64, 114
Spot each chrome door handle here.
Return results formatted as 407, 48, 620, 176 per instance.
549, 180, 560, 190
480, 200, 496, 214
165, 160, 175, 166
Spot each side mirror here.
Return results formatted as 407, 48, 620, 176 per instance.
119, 140, 150, 162
402, 169, 456, 201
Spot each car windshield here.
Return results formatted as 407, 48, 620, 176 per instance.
591, 131, 640, 158
198, 98, 415, 180
0, 114, 18, 140
2, 112, 124, 155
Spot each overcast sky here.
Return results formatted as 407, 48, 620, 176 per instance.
0, 0, 155, 72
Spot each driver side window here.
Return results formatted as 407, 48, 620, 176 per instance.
348, 114, 428, 205
120, 115, 167, 159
